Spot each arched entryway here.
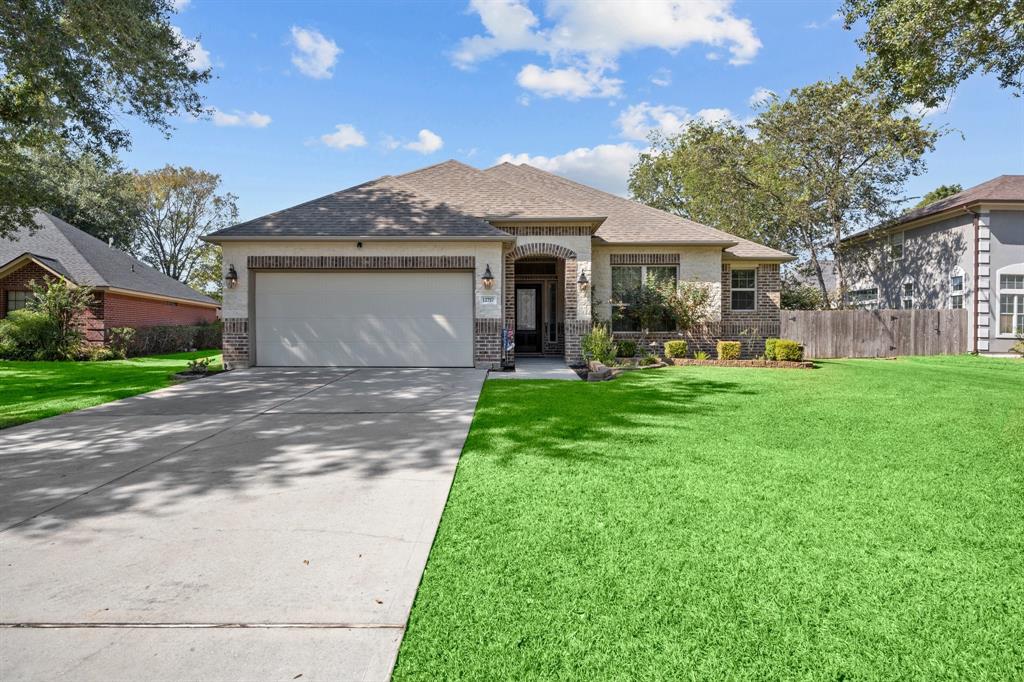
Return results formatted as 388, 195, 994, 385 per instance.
504, 242, 581, 365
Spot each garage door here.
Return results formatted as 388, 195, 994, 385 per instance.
254, 271, 474, 367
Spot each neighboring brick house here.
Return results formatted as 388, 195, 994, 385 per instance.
205, 160, 792, 369
842, 175, 1024, 354
1, 211, 219, 344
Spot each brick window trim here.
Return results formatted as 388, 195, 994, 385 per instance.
609, 253, 681, 265
247, 255, 475, 270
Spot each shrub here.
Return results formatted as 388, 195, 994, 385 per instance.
764, 338, 779, 360
665, 280, 715, 331
0, 310, 58, 360
126, 322, 222, 357
615, 339, 638, 358
717, 341, 741, 360
692, 350, 710, 360
107, 327, 136, 359
774, 339, 804, 361
23, 276, 93, 359
193, 321, 223, 350
75, 345, 117, 361
664, 340, 688, 358
640, 353, 659, 366
581, 325, 616, 365
186, 357, 212, 375
1011, 339, 1023, 357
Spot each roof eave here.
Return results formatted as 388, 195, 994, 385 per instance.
594, 238, 739, 247
203, 234, 512, 244
0, 252, 77, 282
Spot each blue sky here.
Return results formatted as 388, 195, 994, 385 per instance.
124, 0, 1024, 222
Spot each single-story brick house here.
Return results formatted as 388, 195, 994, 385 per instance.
0, 211, 219, 343
205, 160, 792, 369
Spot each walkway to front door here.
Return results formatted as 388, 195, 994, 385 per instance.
489, 357, 581, 380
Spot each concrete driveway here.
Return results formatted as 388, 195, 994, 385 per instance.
0, 367, 486, 681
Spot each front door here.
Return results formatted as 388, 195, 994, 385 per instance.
515, 284, 543, 353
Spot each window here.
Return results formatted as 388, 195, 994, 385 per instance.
950, 271, 964, 309
901, 281, 914, 309
849, 288, 878, 308
5, 290, 32, 313
999, 272, 1024, 336
889, 231, 904, 259
730, 268, 756, 310
611, 264, 678, 331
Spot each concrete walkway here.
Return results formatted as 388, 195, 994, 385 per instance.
0, 367, 486, 681
487, 357, 581, 380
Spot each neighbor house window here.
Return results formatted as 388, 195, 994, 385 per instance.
999, 273, 1024, 335
611, 264, 678, 331
5, 290, 32, 313
889, 232, 904, 259
901, 281, 915, 309
950, 271, 964, 309
730, 268, 756, 310
849, 288, 878, 308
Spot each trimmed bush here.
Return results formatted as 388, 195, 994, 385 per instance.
774, 339, 804, 361
126, 322, 222, 357
107, 327, 136, 359
581, 325, 616, 366
663, 340, 688, 358
764, 338, 780, 360
640, 353, 659, 366
0, 310, 57, 360
716, 341, 741, 360
616, 339, 638, 358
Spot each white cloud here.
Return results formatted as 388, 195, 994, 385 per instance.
497, 143, 641, 196
171, 26, 210, 71
705, 51, 721, 61
404, 129, 444, 154
516, 64, 622, 99
748, 86, 775, 107
650, 68, 672, 87
211, 108, 272, 128
172, 0, 190, 11
320, 123, 367, 150
617, 103, 737, 140
290, 26, 341, 79
517, 93, 531, 107
902, 98, 951, 118
453, 1, 760, 99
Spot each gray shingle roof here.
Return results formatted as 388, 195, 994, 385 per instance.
844, 174, 1024, 241
0, 211, 218, 305
484, 162, 792, 260
207, 158, 792, 261
208, 174, 509, 239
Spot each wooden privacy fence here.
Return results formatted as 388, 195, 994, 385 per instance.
780, 309, 968, 358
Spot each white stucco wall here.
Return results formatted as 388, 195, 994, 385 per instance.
591, 245, 723, 322
219, 240, 505, 319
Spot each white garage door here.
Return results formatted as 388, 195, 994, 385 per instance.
254, 271, 474, 367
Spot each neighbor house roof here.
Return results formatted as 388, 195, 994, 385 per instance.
843, 174, 1024, 241
0, 211, 218, 306
207, 159, 793, 261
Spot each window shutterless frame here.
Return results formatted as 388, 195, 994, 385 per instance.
730, 268, 756, 311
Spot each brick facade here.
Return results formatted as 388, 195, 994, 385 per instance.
222, 317, 249, 369
474, 318, 503, 369
0, 261, 216, 346
721, 262, 782, 326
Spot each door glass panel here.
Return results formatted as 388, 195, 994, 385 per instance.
517, 288, 537, 330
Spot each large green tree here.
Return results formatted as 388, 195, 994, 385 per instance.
914, 183, 963, 208
629, 77, 939, 305
132, 165, 235, 295
844, 0, 1024, 107
0, 0, 210, 238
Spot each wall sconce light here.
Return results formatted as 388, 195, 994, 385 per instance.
577, 269, 589, 289
481, 264, 495, 289
225, 264, 239, 289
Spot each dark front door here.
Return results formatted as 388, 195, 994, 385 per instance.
515, 284, 543, 353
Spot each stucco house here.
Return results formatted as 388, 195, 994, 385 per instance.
0, 211, 219, 343
206, 160, 792, 369
842, 175, 1024, 354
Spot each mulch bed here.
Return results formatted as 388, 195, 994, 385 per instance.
668, 358, 815, 369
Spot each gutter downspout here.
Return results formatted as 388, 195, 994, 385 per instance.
968, 208, 980, 354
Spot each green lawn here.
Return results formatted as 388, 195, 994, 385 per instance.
0, 350, 222, 429
395, 356, 1024, 679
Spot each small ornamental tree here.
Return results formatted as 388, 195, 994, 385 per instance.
665, 280, 715, 332
27, 276, 94, 359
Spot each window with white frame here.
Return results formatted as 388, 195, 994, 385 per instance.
730, 268, 756, 310
611, 264, 678, 331
848, 287, 878, 308
901, 279, 915, 309
998, 272, 1024, 336
5, 290, 32, 313
889, 231, 904, 259
950, 270, 964, 309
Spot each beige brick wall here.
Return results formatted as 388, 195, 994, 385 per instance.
591, 245, 723, 322
220, 240, 505, 319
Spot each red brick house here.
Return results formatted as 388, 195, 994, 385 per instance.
1, 211, 219, 343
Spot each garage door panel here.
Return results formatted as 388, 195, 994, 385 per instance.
254, 272, 474, 367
